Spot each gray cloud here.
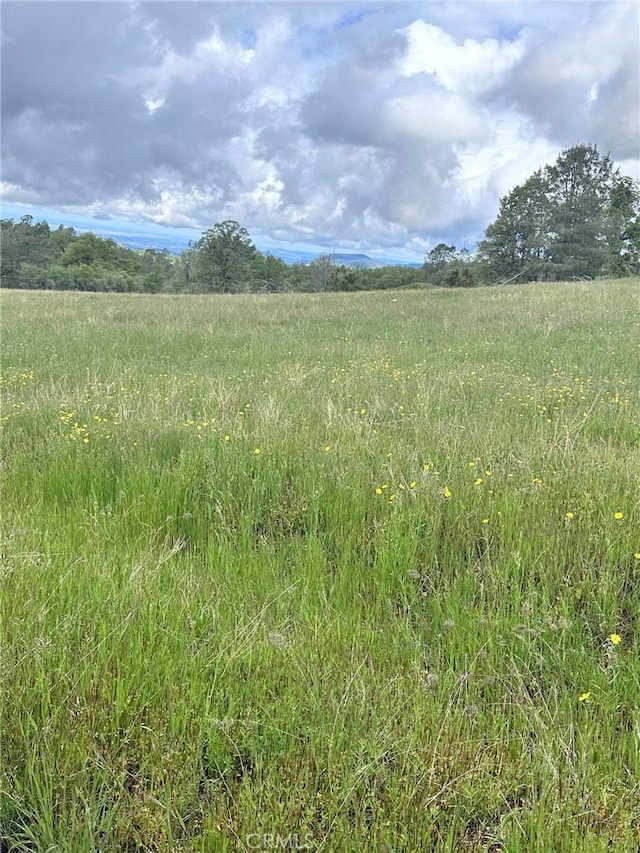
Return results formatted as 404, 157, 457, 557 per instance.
1, 1, 638, 257
489, 2, 639, 159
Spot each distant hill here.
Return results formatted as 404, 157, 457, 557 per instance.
269, 251, 402, 269
331, 252, 422, 269
266, 248, 389, 269
332, 253, 383, 269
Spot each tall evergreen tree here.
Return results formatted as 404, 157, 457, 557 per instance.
545, 144, 616, 279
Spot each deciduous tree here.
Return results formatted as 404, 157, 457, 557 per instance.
194, 220, 256, 292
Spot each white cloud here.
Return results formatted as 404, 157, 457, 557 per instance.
399, 20, 526, 93
384, 91, 488, 145
453, 125, 560, 215
128, 24, 256, 113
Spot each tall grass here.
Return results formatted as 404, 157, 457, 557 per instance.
2, 281, 640, 851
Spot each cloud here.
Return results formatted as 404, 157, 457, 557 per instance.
1, 1, 638, 258
399, 20, 526, 93
488, 3, 639, 159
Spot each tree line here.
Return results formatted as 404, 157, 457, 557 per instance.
2, 144, 638, 294
0, 215, 425, 294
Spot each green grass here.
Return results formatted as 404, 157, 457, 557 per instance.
1, 281, 640, 852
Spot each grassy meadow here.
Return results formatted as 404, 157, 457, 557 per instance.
1, 280, 640, 852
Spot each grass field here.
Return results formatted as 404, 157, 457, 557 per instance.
1, 280, 640, 852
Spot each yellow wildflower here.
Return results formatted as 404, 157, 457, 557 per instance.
609, 633, 622, 646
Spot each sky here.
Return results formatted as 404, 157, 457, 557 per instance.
1, 1, 639, 264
